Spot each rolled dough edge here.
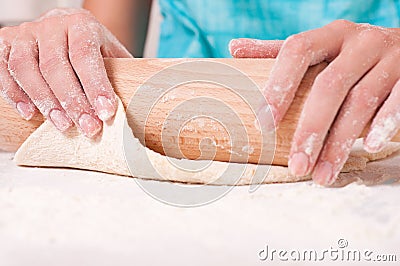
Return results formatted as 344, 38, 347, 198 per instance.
14, 100, 400, 186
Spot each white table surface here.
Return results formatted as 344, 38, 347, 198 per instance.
0, 151, 399, 266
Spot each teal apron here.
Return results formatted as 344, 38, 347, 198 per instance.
157, 0, 400, 57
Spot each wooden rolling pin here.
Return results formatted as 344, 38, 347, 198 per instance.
1, 58, 399, 166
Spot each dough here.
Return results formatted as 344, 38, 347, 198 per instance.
14, 99, 400, 186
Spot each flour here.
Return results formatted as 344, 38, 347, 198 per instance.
365, 112, 400, 152
242, 145, 255, 155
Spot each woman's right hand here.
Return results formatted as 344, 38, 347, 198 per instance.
0, 8, 132, 137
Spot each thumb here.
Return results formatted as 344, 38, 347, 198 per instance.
229, 38, 284, 58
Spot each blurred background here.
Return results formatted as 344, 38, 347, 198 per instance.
0, 0, 82, 25
0, 0, 160, 57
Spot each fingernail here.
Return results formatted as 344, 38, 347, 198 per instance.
95, 96, 115, 121
79, 113, 102, 138
288, 152, 310, 176
256, 104, 277, 132
313, 161, 335, 186
364, 129, 386, 153
49, 109, 72, 132
228, 39, 237, 55
16, 102, 35, 120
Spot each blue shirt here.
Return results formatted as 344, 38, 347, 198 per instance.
157, 0, 400, 57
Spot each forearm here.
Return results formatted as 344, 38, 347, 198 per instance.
83, 0, 152, 57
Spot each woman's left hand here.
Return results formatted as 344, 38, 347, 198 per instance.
230, 20, 400, 186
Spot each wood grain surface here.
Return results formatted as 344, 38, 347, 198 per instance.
1, 58, 398, 166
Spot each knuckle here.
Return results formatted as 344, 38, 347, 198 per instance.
329, 19, 353, 30
8, 53, 24, 74
8, 49, 36, 78
313, 67, 344, 90
68, 21, 101, 47
40, 8, 69, 19
18, 21, 38, 33
39, 54, 67, 78
358, 27, 388, 42
380, 31, 391, 43
314, 69, 333, 85
0, 26, 11, 39
9, 46, 32, 66
18, 22, 30, 30
69, 12, 86, 21
284, 34, 311, 55
393, 47, 400, 56
61, 95, 91, 120
391, 49, 400, 64
0, 42, 7, 57
0, 26, 20, 45
40, 8, 89, 20
358, 25, 395, 47
68, 11, 96, 24
351, 84, 379, 108
11, 43, 37, 64
69, 42, 99, 66
69, 20, 101, 37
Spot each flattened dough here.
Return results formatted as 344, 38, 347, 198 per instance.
14, 100, 400, 185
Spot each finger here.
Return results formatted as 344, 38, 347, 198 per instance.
0, 37, 37, 119
288, 30, 383, 178
256, 20, 346, 132
101, 27, 133, 58
67, 19, 118, 122
37, 18, 102, 137
312, 58, 398, 185
364, 79, 400, 153
229, 38, 283, 58
7, 27, 72, 131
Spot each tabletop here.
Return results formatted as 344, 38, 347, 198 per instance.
0, 151, 399, 265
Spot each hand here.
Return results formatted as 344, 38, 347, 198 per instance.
0, 8, 132, 137
230, 20, 400, 186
